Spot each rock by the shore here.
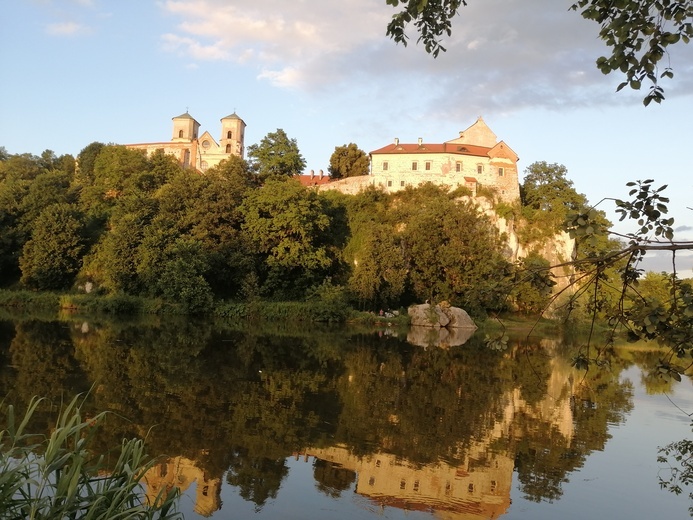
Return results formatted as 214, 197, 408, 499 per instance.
408, 303, 477, 330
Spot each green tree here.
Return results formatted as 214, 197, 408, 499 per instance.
247, 129, 306, 179
384, 0, 693, 104
75, 141, 105, 185
240, 177, 334, 298
328, 143, 369, 179
396, 185, 512, 313
521, 162, 587, 217
79, 145, 149, 219
511, 253, 556, 315
19, 203, 86, 290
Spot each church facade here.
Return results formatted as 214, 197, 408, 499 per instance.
126, 111, 246, 172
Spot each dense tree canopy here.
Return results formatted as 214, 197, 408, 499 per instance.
328, 143, 370, 179
385, 0, 693, 104
247, 129, 306, 179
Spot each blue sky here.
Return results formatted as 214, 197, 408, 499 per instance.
2, 0, 692, 272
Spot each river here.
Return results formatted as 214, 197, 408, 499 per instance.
0, 315, 691, 519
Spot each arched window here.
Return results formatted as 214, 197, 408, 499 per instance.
178, 130, 184, 138
227, 131, 233, 139
225, 144, 231, 153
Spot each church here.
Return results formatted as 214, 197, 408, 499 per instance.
126, 111, 246, 172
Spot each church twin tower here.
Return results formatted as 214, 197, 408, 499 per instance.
127, 111, 246, 172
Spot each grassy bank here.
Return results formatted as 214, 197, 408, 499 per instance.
0, 288, 385, 325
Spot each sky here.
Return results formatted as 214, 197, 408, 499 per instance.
1, 0, 692, 273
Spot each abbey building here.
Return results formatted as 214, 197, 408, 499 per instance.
320, 117, 520, 202
126, 111, 246, 172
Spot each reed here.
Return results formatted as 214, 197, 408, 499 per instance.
0, 396, 181, 519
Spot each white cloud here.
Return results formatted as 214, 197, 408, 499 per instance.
161, 33, 229, 60
157, 0, 693, 112
45, 21, 85, 36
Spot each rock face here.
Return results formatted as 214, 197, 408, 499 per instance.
408, 303, 477, 329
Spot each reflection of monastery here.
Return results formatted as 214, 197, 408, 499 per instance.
143, 456, 221, 517
126, 112, 246, 172
142, 347, 574, 519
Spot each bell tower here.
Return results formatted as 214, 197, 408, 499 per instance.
220, 112, 246, 158
172, 112, 200, 142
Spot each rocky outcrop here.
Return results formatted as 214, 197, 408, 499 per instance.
407, 303, 477, 348
408, 303, 477, 329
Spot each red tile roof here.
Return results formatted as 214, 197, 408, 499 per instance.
297, 174, 331, 186
370, 142, 491, 157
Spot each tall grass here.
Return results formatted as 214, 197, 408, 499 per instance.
0, 396, 181, 519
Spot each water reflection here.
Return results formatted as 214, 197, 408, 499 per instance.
0, 316, 653, 519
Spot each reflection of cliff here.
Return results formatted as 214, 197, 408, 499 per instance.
143, 457, 221, 517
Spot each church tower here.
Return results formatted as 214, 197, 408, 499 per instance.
220, 113, 246, 158
172, 112, 200, 142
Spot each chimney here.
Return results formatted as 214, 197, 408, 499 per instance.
310, 169, 314, 179
319, 169, 324, 179
394, 138, 399, 145
418, 137, 423, 146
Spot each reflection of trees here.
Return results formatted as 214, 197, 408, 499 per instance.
1, 317, 639, 511
8, 321, 90, 403
334, 335, 512, 464
226, 448, 289, 509
511, 343, 634, 503
313, 459, 356, 498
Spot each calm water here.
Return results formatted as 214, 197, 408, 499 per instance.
1, 315, 691, 519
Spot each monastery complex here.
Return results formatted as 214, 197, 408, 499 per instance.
125, 113, 519, 202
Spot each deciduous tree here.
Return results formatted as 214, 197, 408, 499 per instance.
19, 203, 86, 290
247, 129, 306, 180
328, 143, 369, 179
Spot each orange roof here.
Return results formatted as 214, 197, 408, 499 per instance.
370, 142, 491, 157
297, 174, 331, 186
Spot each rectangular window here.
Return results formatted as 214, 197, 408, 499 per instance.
425, 161, 431, 171
400, 180, 405, 187
412, 161, 418, 171
383, 161, 388, 171
387, 180, 392, 187
456, 162, 462, 172
477, 164, 483, 174
498, 167, 504, 176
